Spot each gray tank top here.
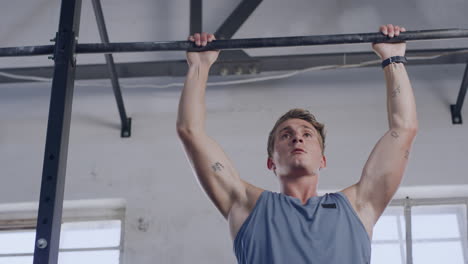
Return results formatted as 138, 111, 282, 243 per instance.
234, 190, 371, 264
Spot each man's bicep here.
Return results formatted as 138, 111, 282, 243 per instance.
357, 128, 417, 221
179, 134, 246, 219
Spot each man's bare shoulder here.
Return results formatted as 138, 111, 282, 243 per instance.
339, 184, 374, 239
339, 184, 357, 203
228, 180, 265, 241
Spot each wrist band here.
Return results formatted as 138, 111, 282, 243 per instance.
382, 56, 407, 69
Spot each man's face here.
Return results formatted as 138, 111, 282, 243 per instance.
268, 118, 326, 177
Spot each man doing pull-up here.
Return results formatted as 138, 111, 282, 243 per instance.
176, 24, 418, 263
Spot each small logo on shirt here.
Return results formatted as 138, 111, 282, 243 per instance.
321, 203, 337, 209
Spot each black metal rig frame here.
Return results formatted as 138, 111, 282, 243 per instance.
0, 0, 465, 263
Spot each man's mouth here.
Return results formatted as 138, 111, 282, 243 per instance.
291, 148, 305, 154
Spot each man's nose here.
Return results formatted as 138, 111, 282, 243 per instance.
292, 136, 303, 143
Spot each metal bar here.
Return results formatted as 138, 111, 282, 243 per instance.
396, 212, 406, 264
450, 63, 468, 124
466, 202, 468, 264
372, 237, 463, 244
214, 0, 262, 39
190, 0, 202, 34
257, 49, 468, 72
390, 196, 468, 207
33, 0, 82, 263
218, 50, 253, 61
91, 0, 131, 137
404, 197, 413, 264
1, 29, 468, 57
1, 247, 120, 257
70, 29, 468, 53
1, 48, 467, 84
0, 45, 54, 56
456, 204, 468, 264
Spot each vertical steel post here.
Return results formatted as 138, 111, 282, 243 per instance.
190, 0, 202, 34
404, 197, 413, 264
91, 0, 131, 137
33, 0, 82, 263
396, 214, 406, 264
465, 202, 468, 264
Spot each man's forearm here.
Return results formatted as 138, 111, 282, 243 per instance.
176, 63, 211, 135
384, 63, 418, 130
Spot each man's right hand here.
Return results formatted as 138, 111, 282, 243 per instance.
186, 33, 220, 67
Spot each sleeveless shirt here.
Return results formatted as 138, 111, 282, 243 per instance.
233, 190, 371, 264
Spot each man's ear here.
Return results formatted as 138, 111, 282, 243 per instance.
267, 157, 275, 170
321, 155, 327, 169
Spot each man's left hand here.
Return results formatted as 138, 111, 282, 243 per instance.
372, 24, 407, 60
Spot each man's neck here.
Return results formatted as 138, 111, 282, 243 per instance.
279, 173, 319, 204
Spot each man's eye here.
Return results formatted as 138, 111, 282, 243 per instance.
281, 134, 290, 139
304, 133, 312, 137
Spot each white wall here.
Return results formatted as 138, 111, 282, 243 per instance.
1, 0, 468, 263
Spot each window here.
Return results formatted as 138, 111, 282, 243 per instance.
371, 207, 406, 264
0, 199, 125, 264
411, 205, 467, 264
371, 199, 467, 264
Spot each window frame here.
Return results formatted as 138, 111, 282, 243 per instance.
0, 199, 125, 263
374, 196, 468, 264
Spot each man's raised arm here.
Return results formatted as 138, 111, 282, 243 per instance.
356, 25, 419, 225
176, 33, 247, 219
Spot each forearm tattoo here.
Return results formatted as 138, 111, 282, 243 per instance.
212, 162, 225, 172
391, 85, 401, 98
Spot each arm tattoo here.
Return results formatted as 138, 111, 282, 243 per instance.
211, 162, 225, 172
391, 131, 399, 138
405, 150, 410, 159
391, 85, 401, 98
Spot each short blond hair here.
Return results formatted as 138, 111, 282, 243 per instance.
267, 108, 326, 158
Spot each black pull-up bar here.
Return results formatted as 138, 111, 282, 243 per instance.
0, 28, 467, 57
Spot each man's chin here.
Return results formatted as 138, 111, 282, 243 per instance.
287, 165, 316, 176
289, 159, 309, 169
